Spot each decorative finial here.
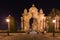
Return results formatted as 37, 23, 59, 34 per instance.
24, 8, 28, 14
39, 8, 43, 13
7, 14, 11, 18
9, 14, 11, 16
24, 9, 27, 11
32, 4, 35, 7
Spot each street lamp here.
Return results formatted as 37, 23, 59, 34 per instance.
6, 19, 10, 22
6, 19, 10, 36
52, 19, 56, 37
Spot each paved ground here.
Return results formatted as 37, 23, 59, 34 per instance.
0, 33, 60, 40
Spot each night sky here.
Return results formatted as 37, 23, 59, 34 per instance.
0, 0, 60, 29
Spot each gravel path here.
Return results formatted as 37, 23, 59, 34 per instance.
0, 33, 59, 40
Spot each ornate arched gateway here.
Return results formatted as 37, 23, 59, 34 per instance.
21, 4, 47, 32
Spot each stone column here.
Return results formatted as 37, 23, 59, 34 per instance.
40, 20, 43, 32
24, 21, 29, 31
44, 17, 46, 30
23, 17, 29, 32
56, 20, 59, 31
37, 20, 40, 31
21, 17, 24, 31
43, 19, 44, 31
56, 18, 59, 31
55, 15, 59, 31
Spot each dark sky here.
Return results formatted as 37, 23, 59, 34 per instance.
0, 0, 60, 19
0, 0, 60, 29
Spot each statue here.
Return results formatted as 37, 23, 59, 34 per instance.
22, 9, 29, 31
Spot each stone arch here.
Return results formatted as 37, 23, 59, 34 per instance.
28, 4, 39, 31
21, 4, 47, 32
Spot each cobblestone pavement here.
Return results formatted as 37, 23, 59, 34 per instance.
0, 33, 60, 40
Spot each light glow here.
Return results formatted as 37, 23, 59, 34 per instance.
6, 19, 10, 22
53, 20, 56, 23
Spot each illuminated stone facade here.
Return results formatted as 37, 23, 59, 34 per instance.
21, 4, 47, 32
21, 4, 60, 32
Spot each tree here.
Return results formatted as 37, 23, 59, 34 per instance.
7, 15, 17, 32
47, 16, 53, 32
48, 8, 60, 32
56, 9, 60, 16
48, 8, 56, 17
49, 8, 60, 17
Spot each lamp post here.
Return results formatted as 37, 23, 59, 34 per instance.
52, 19, 56, 37
6, 19, 10, 36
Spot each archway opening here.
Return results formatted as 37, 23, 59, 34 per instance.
29, 18, 34, 30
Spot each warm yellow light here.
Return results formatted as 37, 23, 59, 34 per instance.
6, 19, 10, 22
53, 20, 56, 23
